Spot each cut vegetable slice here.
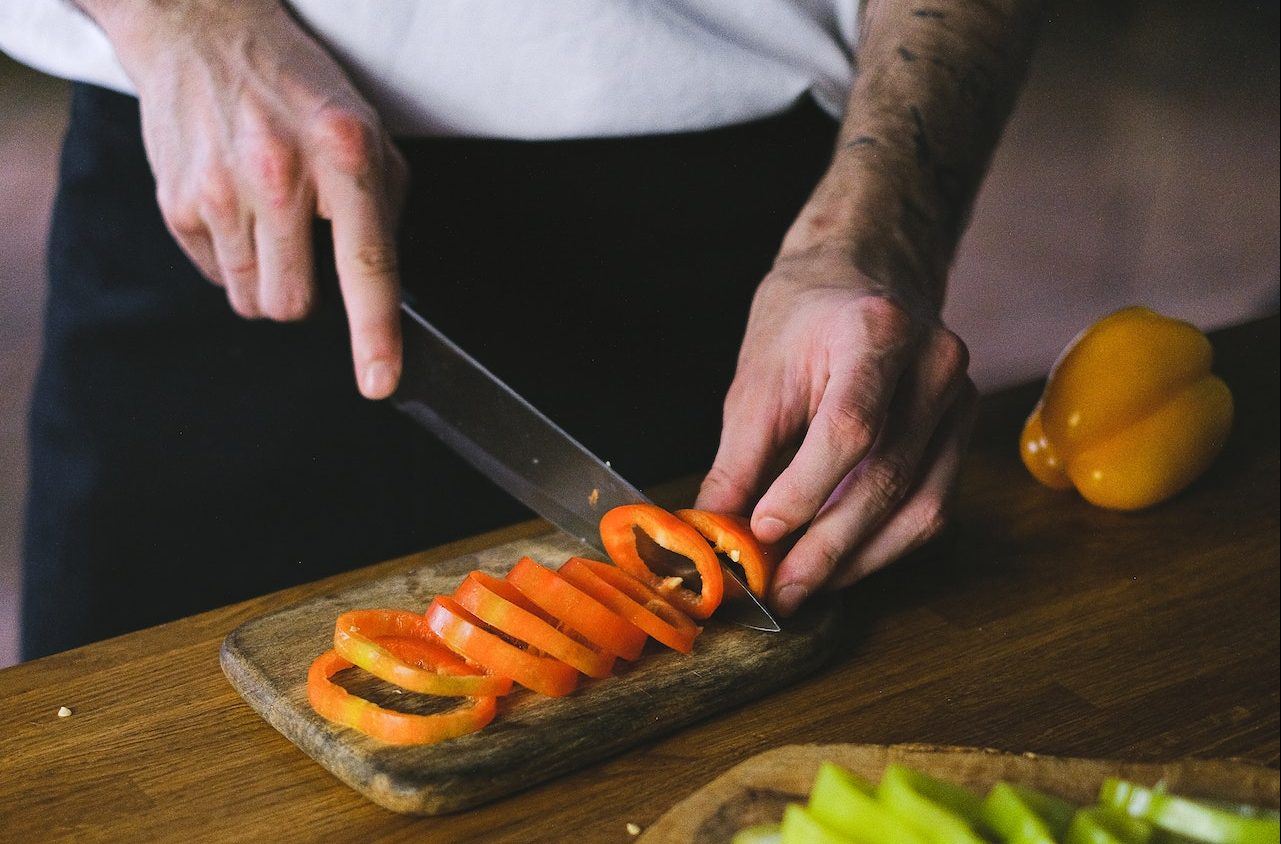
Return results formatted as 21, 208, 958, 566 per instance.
333, 609, 512, 696
306, 647, 497, 746
732, 823, 783, 844
878, 764, 989, 844
506, 557, 647, 660
983, 782, 1075, 844
1066, 806, 1157, 844
807, 761, 929, 844
780, 802, 857, 843
1100, 778, 1280, 844
675, 509, 778, 600
557, 557, 701, 654
424, 596, 579, 697
600, 503, 724, 619
453, 570, 616, 678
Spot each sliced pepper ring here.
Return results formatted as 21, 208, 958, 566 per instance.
453, 570, 616, 679
333, 609, 512, 697
424, 595, 579, 697
506, 556, 648, 660
675, 508, 778, 601
557, 557, 701, 654
599, 503, 724, 620
306, 646, 497, 746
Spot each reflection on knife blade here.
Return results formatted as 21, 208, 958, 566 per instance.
391, 301, 781, 632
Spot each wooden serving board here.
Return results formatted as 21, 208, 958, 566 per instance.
640, 743, 1281, 843
220, 531, 839, 816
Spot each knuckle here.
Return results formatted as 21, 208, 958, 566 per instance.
197, 172, 238, 221
156, 187, 202, 235
909, 496, 950, 545
804, 532, 846, 579
824, 401, 877, 452
351, 242, 399, 277
222, 256, 259, 282
860, 457, 913, 512
261, 289, 311, 322
245, 136, 300, 204
932, 328, 970, 380
700, 464, 750, 502
856, 295, 913, 348
315, 109, 379, 176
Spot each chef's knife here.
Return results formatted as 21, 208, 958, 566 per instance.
391, 301, 781, 632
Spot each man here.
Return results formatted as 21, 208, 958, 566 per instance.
1, 1, 1040, 659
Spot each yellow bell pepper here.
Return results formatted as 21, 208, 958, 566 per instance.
1020, 307, 1233, 510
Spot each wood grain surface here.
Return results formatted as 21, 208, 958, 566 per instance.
0, 315, 1275, 843
220, 533, 839, 814
640, 743, 1281, 843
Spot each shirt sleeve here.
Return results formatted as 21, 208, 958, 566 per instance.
0, 0, 136, 95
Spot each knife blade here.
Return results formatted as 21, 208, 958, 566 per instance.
391, 301, 781, 632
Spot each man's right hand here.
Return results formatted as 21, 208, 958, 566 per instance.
84, 0, 407, 399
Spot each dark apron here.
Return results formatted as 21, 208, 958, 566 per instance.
22, 83, 837, 659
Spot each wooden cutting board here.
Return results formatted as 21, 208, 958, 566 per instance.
640, 743, 1281, 843
220, 531, 840, 816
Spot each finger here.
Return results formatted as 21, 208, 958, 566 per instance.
314, 114, 402, 399
198, 175, 260, 319
243, 135, 315, 321
159, 199, 222, 286
766, 334, 969, 614
750, 299, 921, 544
170, 224, 222, 287
828, 381, 978, 590
206, 214, 260, 319
253, 195, 316, 322
695, 380, 792, 516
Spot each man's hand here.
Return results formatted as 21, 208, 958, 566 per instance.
696, 246, 977, 616
698, 0, 1041, 614
84, 0, 407, 398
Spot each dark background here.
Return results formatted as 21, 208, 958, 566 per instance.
1, 0, 1276, 666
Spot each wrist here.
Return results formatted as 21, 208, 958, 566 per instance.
779, 157, 950, 313
78, 0, 283, 79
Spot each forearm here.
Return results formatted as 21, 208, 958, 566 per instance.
782, 0, 1042, 311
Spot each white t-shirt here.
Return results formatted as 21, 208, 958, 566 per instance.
0, 1, 859, 138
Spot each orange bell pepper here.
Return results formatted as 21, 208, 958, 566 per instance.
599, 503, 724, 620
505, 557, 648, 661
1020, 307, 1234, 510
453, 570, 616, 679
674, 509, 778, 601
332, 608, 513, 696
424, 595, 580, 697
306, 637, 499, 746
557, 557, 702, 654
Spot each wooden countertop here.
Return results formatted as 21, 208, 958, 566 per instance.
1, 315, 1276, 842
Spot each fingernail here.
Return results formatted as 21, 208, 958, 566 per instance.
774, 583, 808, 616
755, 516, 789, 544
361, 361, 397, 399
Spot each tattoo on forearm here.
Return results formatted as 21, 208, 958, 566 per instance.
908, 105, 931, 164
822, 0, 1043, 297
843, 135, 880, 150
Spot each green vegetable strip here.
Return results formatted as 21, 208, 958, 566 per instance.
808, 762, 931, 844
1066, 806, 1157, 844
878, 765, 989, 844
983, 782, 1064, 844
1100, 779, 1281, 844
